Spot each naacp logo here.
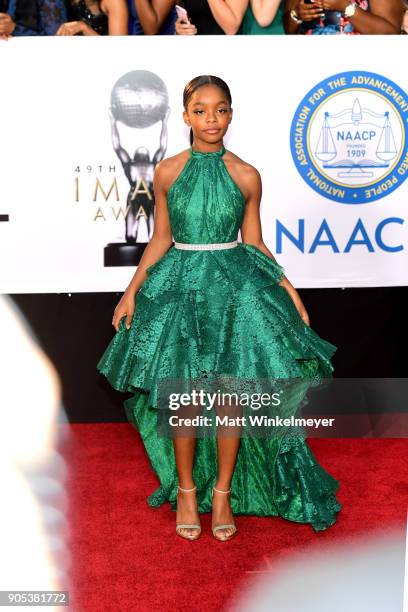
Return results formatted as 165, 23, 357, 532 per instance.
290, 71, 408, 204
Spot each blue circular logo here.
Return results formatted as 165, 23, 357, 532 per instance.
290, 71, 408, 204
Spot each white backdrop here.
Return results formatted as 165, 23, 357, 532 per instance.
0, 35, 407, 292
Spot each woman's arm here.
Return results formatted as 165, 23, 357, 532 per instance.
104, 0, 129, 35
207, 0, 249, 34
403, 8, 408, 34
134, 0, 174, 35
57, 0, 128, 35
240, 166, 310, 325
250, 0, 282, 27
112, 159, 174, 331
318, 0, 404, 34
124, 160, 174, 298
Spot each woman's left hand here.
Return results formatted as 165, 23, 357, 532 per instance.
175, 18, 197, 35
297, 304, 310, 327
56, 21, 92, 35
292, 296, 310, 326
278, 277, 311, 326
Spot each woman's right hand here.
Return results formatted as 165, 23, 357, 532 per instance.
296, 0, 325, 21
112, 290, 137, 332
56, 21, 96, 35
0, 13, 15, 36
175, 17, 197, 35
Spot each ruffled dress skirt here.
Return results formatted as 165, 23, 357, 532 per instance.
97, 243, 342, 532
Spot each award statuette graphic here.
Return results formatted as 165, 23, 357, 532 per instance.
104, 70, 170, 266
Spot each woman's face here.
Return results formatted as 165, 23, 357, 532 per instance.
183, 84, 232, 144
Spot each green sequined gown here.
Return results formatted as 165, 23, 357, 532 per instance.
97, 145, 342, 532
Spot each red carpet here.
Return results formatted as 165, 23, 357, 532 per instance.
60, 424, 407, 612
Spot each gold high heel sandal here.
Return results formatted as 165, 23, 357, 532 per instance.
211, 486, 237, 541
176, 485, 202, 541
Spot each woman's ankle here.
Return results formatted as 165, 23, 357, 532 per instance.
178, 481, 196, 491
214, 481, 232, 492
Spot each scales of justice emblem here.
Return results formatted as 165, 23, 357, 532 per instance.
104, 70, 170, 267
311, 96, 399, 185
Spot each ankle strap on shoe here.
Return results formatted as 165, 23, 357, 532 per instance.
178, 485, 197, 492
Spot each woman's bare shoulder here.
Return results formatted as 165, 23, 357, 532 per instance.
224, 149, 261, 197
225, 149, 261, 180
154, 149, 190, 191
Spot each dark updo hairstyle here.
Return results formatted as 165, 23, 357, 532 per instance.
183, 75, 232, 146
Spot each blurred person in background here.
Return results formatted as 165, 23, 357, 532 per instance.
284, 0, 404, 34
175, 0, 248, 35
57, 0, 128, 35
0, 0, 66, 39
239, 0, 285, 34
129, 0, 176, 34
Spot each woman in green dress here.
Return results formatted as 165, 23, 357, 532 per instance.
239, 0, 285, 34
97, 75, 342, 542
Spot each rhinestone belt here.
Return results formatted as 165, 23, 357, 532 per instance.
173, 240, 238, 251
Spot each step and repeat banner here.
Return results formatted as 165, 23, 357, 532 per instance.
0, 36, 407, 292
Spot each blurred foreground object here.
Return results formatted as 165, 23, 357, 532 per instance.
0, 295, 70, 605
231, 526, 406, 612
